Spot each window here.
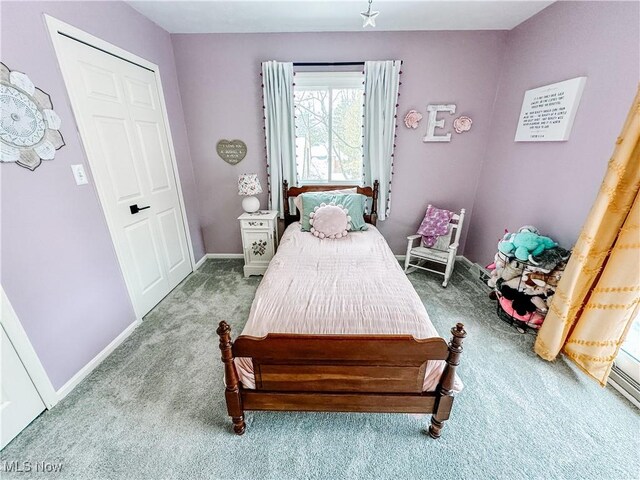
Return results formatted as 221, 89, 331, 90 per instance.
611, 314, 640, 403
617, 316, 640, 385
294, 72, 364, 184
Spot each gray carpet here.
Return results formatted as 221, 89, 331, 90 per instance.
2, 259, 638, 480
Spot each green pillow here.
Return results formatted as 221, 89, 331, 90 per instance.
301, 193, 368, 232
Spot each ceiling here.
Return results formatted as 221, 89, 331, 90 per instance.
127, 1, 555, 34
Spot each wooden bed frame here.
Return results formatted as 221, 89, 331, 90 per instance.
217, 181, 467, 439
282, 179, 380, 227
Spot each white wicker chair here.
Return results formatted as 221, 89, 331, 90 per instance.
404, 207, 466, 287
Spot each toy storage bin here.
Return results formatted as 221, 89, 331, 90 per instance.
490, 256, 567, 334
486, 227, 571, 334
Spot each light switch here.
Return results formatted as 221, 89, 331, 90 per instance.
71, 164, 89, 185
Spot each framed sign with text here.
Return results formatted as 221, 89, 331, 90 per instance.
514, 77, 587, 142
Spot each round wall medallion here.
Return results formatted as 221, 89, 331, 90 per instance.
0, 84, 47, 147
0, 63, 65, 171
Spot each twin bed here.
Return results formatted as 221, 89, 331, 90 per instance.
217, 181, 467, 439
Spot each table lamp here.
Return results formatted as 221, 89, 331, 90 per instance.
238, 173, 262, 213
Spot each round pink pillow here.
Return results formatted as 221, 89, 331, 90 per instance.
309, 203, 351, 239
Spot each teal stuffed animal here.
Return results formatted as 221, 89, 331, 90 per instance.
498, 228, 557, 262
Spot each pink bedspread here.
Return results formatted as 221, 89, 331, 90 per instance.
235, 222, 463, 393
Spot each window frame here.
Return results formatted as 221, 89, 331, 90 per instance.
294, 71, 364, 185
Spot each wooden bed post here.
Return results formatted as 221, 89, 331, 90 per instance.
282, 180, 290, 219
370, 180, 379, 225
429, 323, 466, 439
217, 321, 246, 435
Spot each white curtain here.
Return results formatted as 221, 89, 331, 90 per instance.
262, 61, 296, 218
363, 60, 401, 221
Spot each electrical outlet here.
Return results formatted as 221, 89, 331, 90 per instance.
71, 164, 88, 185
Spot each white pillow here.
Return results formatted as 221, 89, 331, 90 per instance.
293, 187, 357, 218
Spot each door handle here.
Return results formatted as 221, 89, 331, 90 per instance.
130, 204, 151, 214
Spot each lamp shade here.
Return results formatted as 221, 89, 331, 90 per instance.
238, 173, 263, 196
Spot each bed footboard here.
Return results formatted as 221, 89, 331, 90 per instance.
217, 322, 466, 438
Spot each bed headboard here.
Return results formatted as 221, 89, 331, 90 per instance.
283, 180, 379, 227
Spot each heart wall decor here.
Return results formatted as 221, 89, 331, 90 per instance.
216, 139, 247, 165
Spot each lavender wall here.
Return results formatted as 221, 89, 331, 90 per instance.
171, 31, 507, 254
465, 1, 640, 265
3, 0, 637, 391
0, 1, 204, 389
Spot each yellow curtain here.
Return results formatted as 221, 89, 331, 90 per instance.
535, 86, 640, 386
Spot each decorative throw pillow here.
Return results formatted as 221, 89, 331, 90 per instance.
301, 193, 368, 232
309, 203, 350, 239
293, 187, 357, 218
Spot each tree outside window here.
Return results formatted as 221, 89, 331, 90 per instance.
294, 72, 364, 183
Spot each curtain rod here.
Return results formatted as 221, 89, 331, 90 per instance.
293, 62, 365, 67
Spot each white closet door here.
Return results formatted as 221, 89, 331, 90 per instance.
55, 35, 192, 316
1, 325, 46, 449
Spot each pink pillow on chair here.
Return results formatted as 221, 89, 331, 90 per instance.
309, 203, 351, 239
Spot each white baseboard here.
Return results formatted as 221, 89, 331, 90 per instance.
56, 319, 141, 401
196, 253, 244, 264
194, 255, 208, 270
456, 255, 473, 268
55, 252, 241, 400
1, 287, 58, 408
207, 253, 244, 259
396, 254, 473, 266
206, 254, 468, 264
194, 254, 245, 270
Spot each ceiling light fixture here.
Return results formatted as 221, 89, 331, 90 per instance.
361, 0, 379, 28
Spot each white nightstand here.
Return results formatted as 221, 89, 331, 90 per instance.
238, 210, 279, 277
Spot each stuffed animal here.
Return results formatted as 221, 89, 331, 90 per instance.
530, 296, 548, 313
502, 273, 552, 297
529, 246, 571, 271
528, 268, 563, 289
498, 227, 558, 262
500, 285, 539, 316
519, 225, 540, 235
487, 252, 505, 288
487, 252, 524, 287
